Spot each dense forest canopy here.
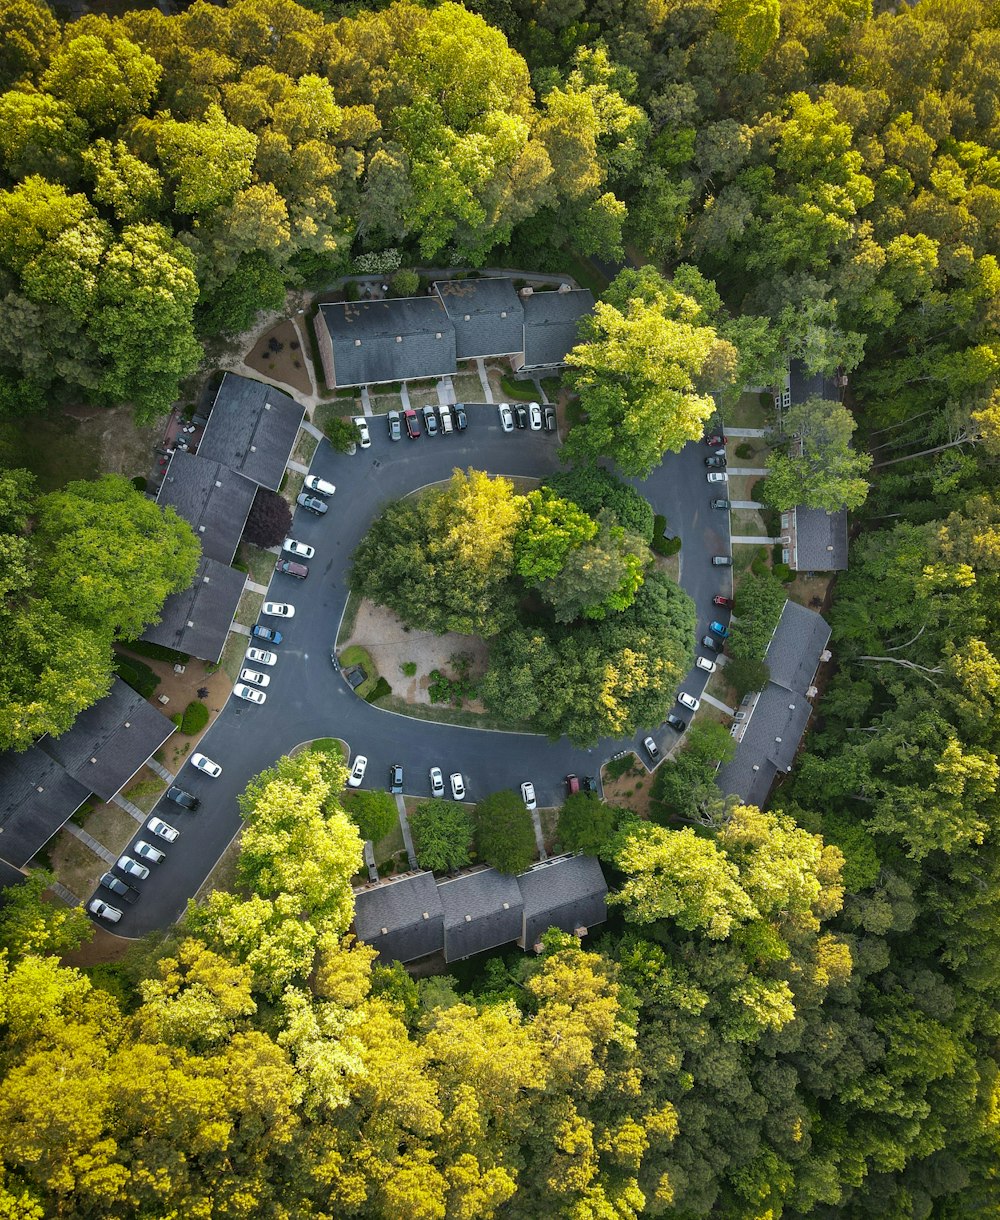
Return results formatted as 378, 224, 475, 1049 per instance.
2, 0, 1000, 1214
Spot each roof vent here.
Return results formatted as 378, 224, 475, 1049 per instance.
502, 902, 509, 910
501, 310, 507, 318
36, 786, 44, 793
355, 339, 362, 347
199, 525, 206, 533
396, 336, 403, 343
264, 402, 272, 411
558, 282, 572, 293
464, 314, 471, 321
788, 704, 795, 710
422, 911, 429, 919
520, 286, 534, 297
436, 332, 442, 339
775, 736, 782, 743
380, 926, 388, 935
465, 914, 472, 922
90, 757, 98, 765
215, 480, 222, 488
250, 445, 256, 452
187, 619, 196, 627
124, 721, 131, 729
827, 545, 834, 551
752, 764, 760, 771
202, 576, 210, 584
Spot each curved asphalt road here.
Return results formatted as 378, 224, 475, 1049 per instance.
105, 405, 731, 935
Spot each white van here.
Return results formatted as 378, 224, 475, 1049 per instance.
439, 404, 454, 434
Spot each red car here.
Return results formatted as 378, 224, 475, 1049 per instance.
713, 595, 734, 608
403, 408, 421, 439
705, 433, 727, 446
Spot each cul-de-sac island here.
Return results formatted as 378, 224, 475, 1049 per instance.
0, 0, 996, 1214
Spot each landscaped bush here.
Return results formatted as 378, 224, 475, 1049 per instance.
724, 656, 771, 700
735, 442, 754, 460
130, 476, 147, 492
175, 700, 209, 734
353, 249, 401, 275
365, 677, 392, 702
126, 641, 190, 664
499, 373, 535, 401
605, 755, 636, 781
654, 534, 682, 556
773, 562, 794, 583
389, 269, 420, 297
114, 655, 159, 699
729, 569, 786, 660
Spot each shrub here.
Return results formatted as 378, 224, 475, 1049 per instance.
557, 793, 621, 857
474, 790, 536, 874
389, 269, 420, 297
177, 701, 209, 734
126, 641, 189, 664
759, 391, 773, 407
400, 661, 417, 676
130, 476, 147, 492
353, 249, 401, 275
410, 799, 474, 871
724, 656, 771, 700
654, 535, 682, 556
750, 546, 769, 577
344, 280, 361, 302
325, 416, 361, 453
243, 489, 292, 547
366, 677, 392, 702
343, 789, 397, 844
605, 755, 636, 781
735, 442, 754, 460
773, 562, 794, 583
114, 655, 159, 699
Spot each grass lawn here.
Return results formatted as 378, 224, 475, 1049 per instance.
314, 402, 358, 437
539, 805, 560, 853
305, 737, 346, 763
339, 643, 380, 699
370, 393, 403, 414
281, 470, 304, 504
498, 373, 536, 401
236, 542, 278, 585
235, 588, 264, 627
122, 768, 165, 814
725, 390, 775, 431
338, 589, 362, 644
451, 373, 485, 400
220, 631, 249, 683
405, 385, 441, 409
370, 817, 405, 867
48, 832, 105, 902
82, 801, 140, 853
374, 692, 533, 733
291, 429, 319, 466
730, 506, 772, 537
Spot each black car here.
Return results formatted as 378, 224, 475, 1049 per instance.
711, 498, 731, 510
513, 404, 528, 429
454, 403, 468, 430
702, 634, 722, 653
543, 406, 556, 432
389, 763, 404, 794
166, 786, 200, 811
252, 623, 283, 644
100, 872, 140, 903
666, 713, 687, 732
705, 455, 727, 468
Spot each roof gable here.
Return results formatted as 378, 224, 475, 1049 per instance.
156, 450, 257, 566
517, 854, 607, 947
319, 298, 457, 387
765, 601, 831, 695
522, 288, 594, 369
353, 872, 444, 963
791, 506, 848, 571
141, 556, 245, 663
0, 746, 91, 868
438, 867, 524, 962
197, 374, 304, 490
716, 688, 813, 808
434, 278, 524, 359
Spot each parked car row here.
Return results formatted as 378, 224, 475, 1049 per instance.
497, 401, 555, 433
387, 402, 468, 441
88, 813, 184, 922
381, 761, 466, 801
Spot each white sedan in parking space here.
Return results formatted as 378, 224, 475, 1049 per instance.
147, 816, 180, 842
497, 403, 514, 432
528, 402, 542, 430
283, 537, 315, 560
117, 854, 149, 880
520, 781, 537, 810
677, 691, 701, 711
89, 898, 123, 923
239, 667, 271, 688
134, 840, 166, 864
234, 683, 267, 704
450, 772, 466, 801
263, 602, 295, 618
191, 752, 222, 777
353, 416, 371, 448
245, 647, 276, 667
706, 471, 728, 484
696, 656, 717, 673
348, 755, 368, 787
429, 767, 445, 797
304, 475, 336, 496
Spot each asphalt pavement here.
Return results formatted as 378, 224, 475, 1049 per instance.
102, 405, 731, 935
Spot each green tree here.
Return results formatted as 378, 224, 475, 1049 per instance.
409, 799, 474, 871
650, 721, 737, 824
0, 0, 59, 89
717, 0, 781, 71
343, 789, 397, 845
0, 871, 92, 963
537, 513, 647, 622
724, 656, 771, 700
514, 487, 596, 583
556, 792, 624, 857
42, 30, 161, 130
562, 268, 723, 476
763, 396, 872, 511
729, 567, 787, 660
474, 790, 537, 874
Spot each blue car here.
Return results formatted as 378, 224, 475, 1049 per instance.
251, 623, 283, 645
709, 620, 730, 638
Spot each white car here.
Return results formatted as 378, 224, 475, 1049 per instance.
429, 766, 444, 797
696, 656, 717, 673
353, 416, 371, 448
147, 816, 180, 843
134, 840, 165, 865
450, 772, 466, 801
706, 471, 728, 484
263, 602, 295, 618
191, 751, 222, 777
528, 402, 542, 430
304, 475, 336, 496
282, 537, 315, 560
117, 854, 149, 880
245, 647, 276, 667
520, 781, 536, 810
677, 691, 700, 711
234, 683, 266, 704
239, 667, 271, 688
348, 755, 367, 787
498, 402, 514, 432
643, 735, 660, 760
88, 898, 123, 923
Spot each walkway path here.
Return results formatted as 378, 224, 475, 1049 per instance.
288, 313, 318, 400
702, 692, 736, 716
395, 795, 419, 870
729, 500, 764, 509
729, 467, 770, 477
732, 535, 781, 545
112, 793, 148, 824
286, 459, 309, 475
229, 623, 251, 637
726, 427, 770, 437
300, 420, 324, 440
360, 386, 372, 414
530, 805, 547, 862
63, 822, 117, 864
475, 358, 493, 402
146, 759, 175, 784
437, 375, 456, 406
50, 880, 81, 906
363, 840, 379, 883
246, 580, 269, 595
399, 383, 412, 410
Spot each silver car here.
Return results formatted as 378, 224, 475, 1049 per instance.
117, 854, 149, 880
497, 403, 514, 432
134, 840, 166, 865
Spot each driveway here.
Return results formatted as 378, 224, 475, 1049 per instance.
106, 407, 730, 935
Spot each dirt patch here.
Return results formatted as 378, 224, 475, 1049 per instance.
785, 571, 835, 611
245, 319, 313, 396
601, 756, 655, 818
344, 600, 490, 711
61, 926, 137, 968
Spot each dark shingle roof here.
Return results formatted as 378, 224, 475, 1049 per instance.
141, 556, 245, 663
522, 288, 594, 369
517, 854, 608, 948
38, 677, 175, 802
791, 507, 848, 571
438, 867, 524, 962
319, 298, 457, 387
156, 450, 256, 566
353, 872, 444, 963
434, 278, 524, 359
198, 374, 304, 491
764, 601, 832, 695
0, 858, 26, 893
715, 690, 813, 809
0, 747, 91, 868
789, 358, 841, 404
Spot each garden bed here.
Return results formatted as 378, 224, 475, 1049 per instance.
244, 319, 313, 396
